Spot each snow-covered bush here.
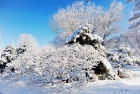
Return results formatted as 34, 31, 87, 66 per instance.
3, 44, 118, 88
106, 46, 140, 68
0, 34, 39, 70
2, 49, 40, 81
0, 45, 17, 72
117, 68, 133, 78
0, 45, 26, 73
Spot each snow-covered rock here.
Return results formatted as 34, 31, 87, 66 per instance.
117, 68, 133, 78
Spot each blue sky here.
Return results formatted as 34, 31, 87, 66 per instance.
0, 0, 134, 47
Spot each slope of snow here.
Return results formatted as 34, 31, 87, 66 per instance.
0, 66, 140, 94
76, 65, 140, 94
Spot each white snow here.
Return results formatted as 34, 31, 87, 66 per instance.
102, 59, 112, 70
0, 65, 140, 94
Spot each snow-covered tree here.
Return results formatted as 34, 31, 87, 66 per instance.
106, 28, 140, 56
66, 23, 119, 80
103, 14, 140, 55
0, 33, 39, 73
50, 1, 124, 46
66, 22, 105, 51
127, 0, 140, 28
17, 33, 39, 51
124, 30, 140, 55
100, 1, 124, 45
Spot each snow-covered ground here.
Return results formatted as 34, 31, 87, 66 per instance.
0, 66, 140, 94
